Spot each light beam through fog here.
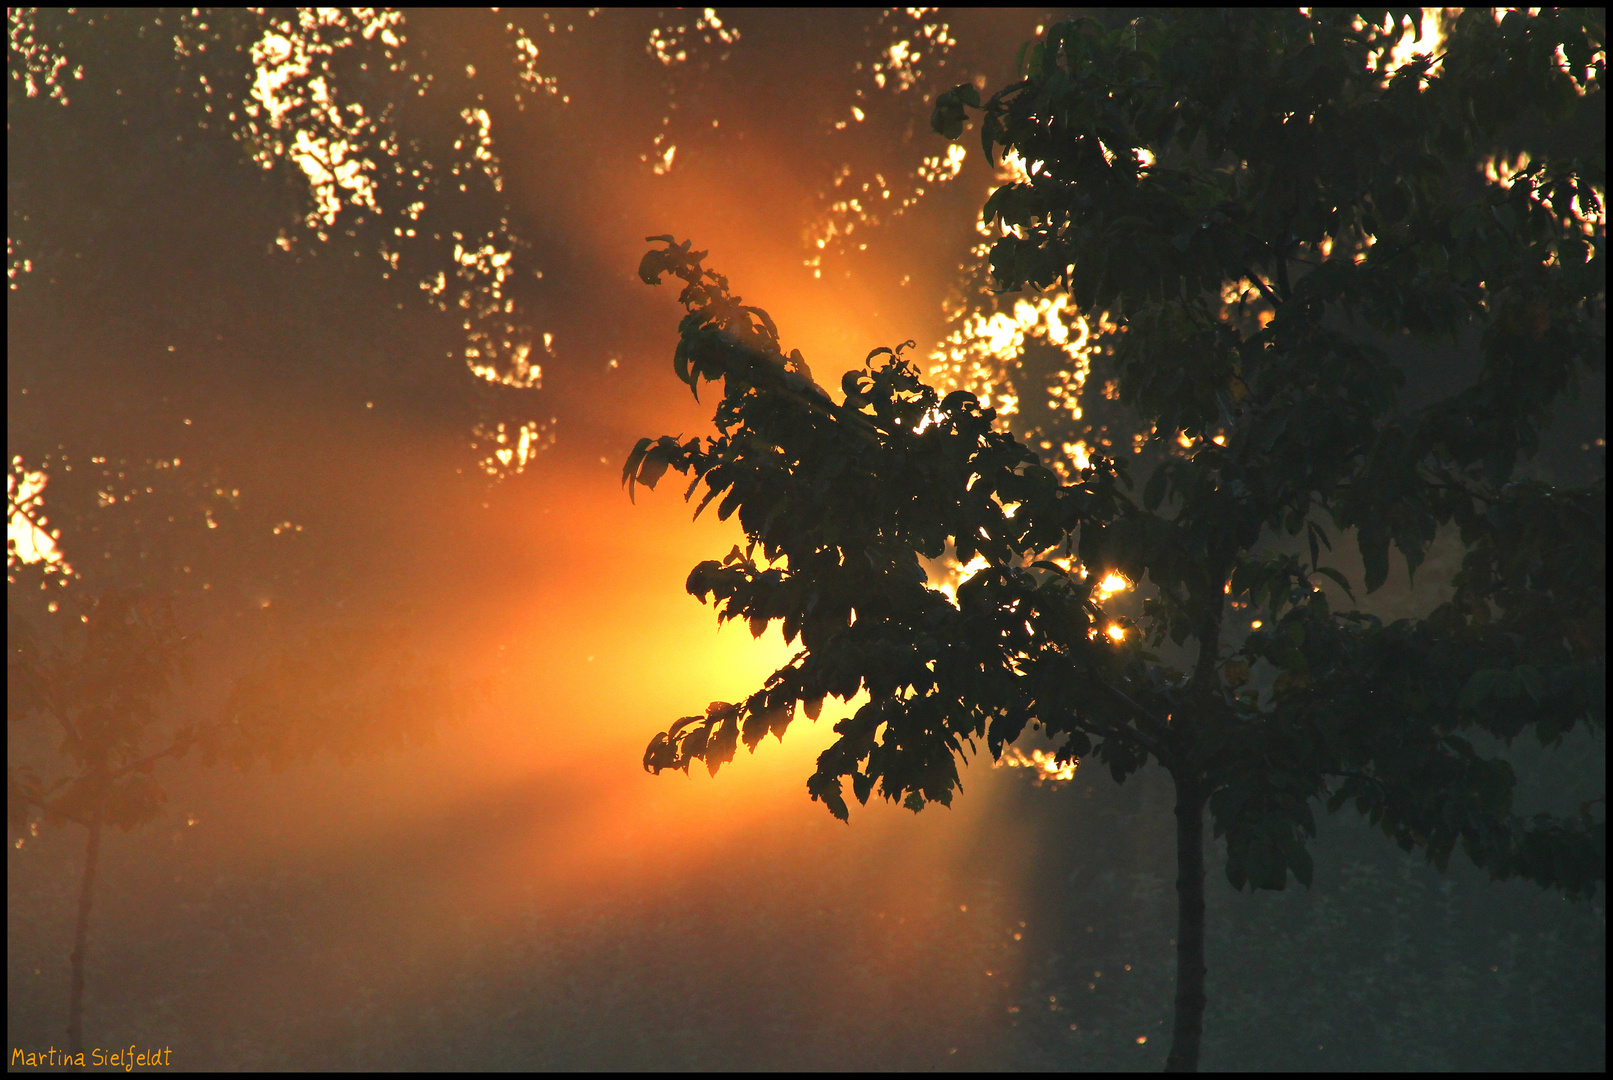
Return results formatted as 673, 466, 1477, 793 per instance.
7, 8, 1604, 1071
9, 11, 1069, 1065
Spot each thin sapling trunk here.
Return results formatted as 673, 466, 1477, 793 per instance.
1164, 770, 1208, 1072
67, 807, 104, 1056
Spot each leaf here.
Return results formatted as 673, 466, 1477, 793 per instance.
1358, 524, 1391, 595
1143, 466, 1167, 511
1224, 659, 1251, 689
1516, 664, 1543, 703
706, 713, 739, 776
1028, 40, 1048, 78
622, 437, 652, 501
691, 481, 726, 521
742, 704, 770, 751
638, 453, 669, 492
1312, 566, 1355, 601
852, 771, 875, 804
1288, 838, 1314, 889
637, 249, 671, 286
766, 700, 793, 742
930, 85, 975, 140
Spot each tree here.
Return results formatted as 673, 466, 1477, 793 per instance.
8, 589, 194, 1054
6, 584, 467, 1055
627, 10, 1604, 1072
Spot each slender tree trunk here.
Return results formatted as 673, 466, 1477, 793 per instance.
1164, 768, 1207, 1073
67, 809, 104, 1056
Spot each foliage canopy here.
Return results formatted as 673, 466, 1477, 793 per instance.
631, 8, 1604, 904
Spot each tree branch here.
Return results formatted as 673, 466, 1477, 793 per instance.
1242, 267, 1282, 310
1083, 666, 1174, 756
105, 732, 194, 782
1084, 715, 1166, 760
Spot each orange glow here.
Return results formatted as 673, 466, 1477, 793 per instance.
6, 461, 71, 573
7, 11, 1140, 1066
999, 746, 1077, 785
1097, 572, 1129, 600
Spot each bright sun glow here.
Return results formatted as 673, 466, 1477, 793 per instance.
998, 746, 1077, 786
929, 293, 1103, 429
1096, 572, 1129, 600
1372, 8, 1447, 85
931, 553, 990, 603
7, 460, 71, 574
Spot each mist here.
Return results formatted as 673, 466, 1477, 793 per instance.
8, 9, 1603, 1071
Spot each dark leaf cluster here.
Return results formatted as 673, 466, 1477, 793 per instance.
634, 6, 1603, 903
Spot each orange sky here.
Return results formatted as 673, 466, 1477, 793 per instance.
6, 10, 1124, 1065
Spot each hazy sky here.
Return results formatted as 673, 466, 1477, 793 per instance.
8, 10, 1603, 1069
8, 9, 1108, 1066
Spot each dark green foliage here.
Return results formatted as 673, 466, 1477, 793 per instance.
633, 7, 1603, 908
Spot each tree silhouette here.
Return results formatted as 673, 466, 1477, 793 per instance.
629, 10, 1604, 1071
6, 584, 467, 1055
8, 589, 195, 1054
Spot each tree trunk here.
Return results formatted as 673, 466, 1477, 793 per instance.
67, 809, 104, 1056
1164, 769, 1207, 1072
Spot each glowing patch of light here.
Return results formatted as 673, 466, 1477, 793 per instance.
1372, 8, 1446, 86
931, 553, 990, 604
510, 24, 564, 108
917, 143, 967, 183
803, 10, 958, 270
805, 147, 962, 268
1106, 624, 1125, 642
243, 10, 543, 399
244, 11, 404, 231
653, 142, 677, 175
1549, 39, 1605, 96
8, 8, 82, 106
930, 294, 1096, 421
647, 7, 739, 66
1096, 573, 1129, 600
469, 340, 543, 389
8, 236, 35, 291
1482, 150, 1532, 190
473, 418, 556, 478
7, 461, 72, 574
999, 149, 1034, 186
998, 746, 1077, 786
